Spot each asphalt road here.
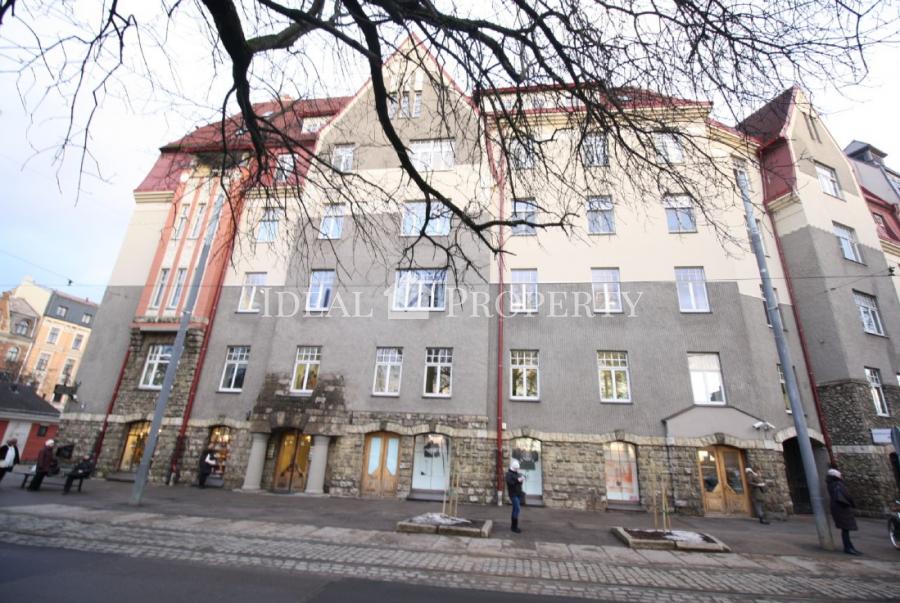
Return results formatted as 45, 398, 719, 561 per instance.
0, 543, 597, 603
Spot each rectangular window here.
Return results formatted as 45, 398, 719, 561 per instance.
393, 269, 446, 311
582, 133, 608, 167
60, 358, 76, 383
755, 219, 768, 256
307, 270, 335, 311
761, 286, 785, 328
597, 351, 631, 402
410, 139, 455, 171
140, 344, 173, 389
402, 201, 451, 236
219, 346, 250, 392
373, 347, 402, 395
865, 367, 889, 416
331, 145, 354, 172
777, 364, 800, 413
274, 153, 295, 183
47, 327, 60, 344
592, 268, 622, 313
238, 272, 266, 313
586, 196, 615, 234
424, 347, 453, 397
167, 268, 188, 309
803, 112, 822, 143
291, 346, 321, 394
689, 353, 725, 405
675, 267, 710, 312
150, 268, 170, 309
833, 222, 862, 263
81, 313, 93, 325
854, 291, 885, 335
173, 203, 190, 240
72, 334, 84, 351
510, 350, 539, 400
510, 139, 535, 170
188, 202, 206, 239
510, 269, 538, 313
511, 199, 537, 236
256, 208, 279, 243
35, 352, 51, 373
55, 306, 68, 319
394, 91, 422, 118
816, 162, 841, 197
318, 204, 345, 240
664, 194, 697, 233
654, 132, 684, 163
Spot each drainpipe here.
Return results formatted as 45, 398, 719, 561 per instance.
757, 142, 834, 462
92, 348, 131, 460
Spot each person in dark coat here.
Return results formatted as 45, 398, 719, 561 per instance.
197, 448, 217, 488
63, 455, 94, 494
826, 467, 861, 555
745, 467, 770, 524
505, 459, 525, 533
27, 439, 56, 491
0, 437, 21, 484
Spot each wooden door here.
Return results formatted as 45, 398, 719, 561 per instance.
361, 432, 400, 497
119, 421, 151, 472
698, 446, 750, 515
273, 431, 311, 492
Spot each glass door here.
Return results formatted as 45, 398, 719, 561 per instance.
119, 421, 151, 472
362, 432, 400, 497
511, 437, 543, 500
273, 430, 311, 492
412, 433, 450, 492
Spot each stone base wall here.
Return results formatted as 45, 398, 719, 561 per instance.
746, 448, 794, 515
833, 449, 899, 516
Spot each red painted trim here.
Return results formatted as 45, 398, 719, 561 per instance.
93, 348, 131, 460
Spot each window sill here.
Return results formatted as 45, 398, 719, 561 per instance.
217, 389, 243, 394
668, 230, 698, 235
863, 330, 888, 338
510, 232, 537, 237
317, 235, 342, 241
235, 309, 261, 315
593, 309, 623, 315
680, 309, 712, 314
510, 397, 540, 402
138, 386, 162, 391
255, 240, 277, 245
372, 392, 400, 398
288, 390, 314, 397
694, 401, 726, 407
510, 309, 538, 316
588, 231, 616, 236
392, 307, 446, 313
423, 394, 452, 399
841, 257, 866, 265
600, 399, 633, 405
399, 233, 450, 238
822, 192, 845, 201
305, 308, 332, 314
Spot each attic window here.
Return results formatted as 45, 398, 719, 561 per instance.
803, 112, 822, 143
302, 117, 327, 133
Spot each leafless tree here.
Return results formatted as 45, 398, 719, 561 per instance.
1, 0, 896, 275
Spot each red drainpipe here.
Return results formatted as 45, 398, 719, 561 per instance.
757, 141, 834, 463
92, 348, 131, 460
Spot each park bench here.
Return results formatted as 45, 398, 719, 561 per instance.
15, 464, 92, 493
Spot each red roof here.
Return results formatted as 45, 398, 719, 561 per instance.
737, 87, 798, 145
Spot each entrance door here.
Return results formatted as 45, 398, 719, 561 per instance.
119, 421, 151, 472
697, 446, 750, 515
510, 437, 543, 502
411, 433, 450, 493
362, 432, 400, 497
273, 430, 311, 492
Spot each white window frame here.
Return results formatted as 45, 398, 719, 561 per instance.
402, 201, 451, 237
510, 140, 535, 170
762, 286, 785, 328
5, 347, 19, 363
597, 351, 631, 403
55, 305, 69, 318
150, 268, 170, 309
865, 367, 889, 416
307, 270, 336, 312
393, 269, 446, 311
510, 269, 538, 313
72, 334, 84, 351
688, 353, 726, 405
14, 320, 29, 336
238, 272, 266, 313
35, 352, 51, 373
219, 346, 250, 392
591, 268, 622, 314
675, 267, 710, 312
664, 194, 697, 233
778, 364, 794, 413
167, 268, 188, 309
172, 203, 190, 240
511, 199, 537, 236
654, 132, 684, 163
586, 196, 615, 234
423, 347, 453, 397
854, 291, 885, 336
816, 162, 841, 198
47, 327, 60, 345
833, 222, 862, 263
581, 133, 608, 167
188, 202, 206, 240
139, 344, 173, 390
755, 219, 768, 256
60, 358, 76, 383
510, 350, 540, 400
81, 313, 93, 325
410, 139, 455, 171
331, 145, 354, 172
318, 204, 345, 240
372, 347, 403, 396
291, 346, 321, 394
274, 153, 295, 183
256, 207, 279, 243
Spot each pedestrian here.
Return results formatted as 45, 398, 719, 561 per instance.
27, 439, 56, 491
63, 454, 94, 494
197, 447, 217, 488
0, 437, 21, 484
825, 467, 861, 555
505, 459, 525, 533
745, 467, 770, 524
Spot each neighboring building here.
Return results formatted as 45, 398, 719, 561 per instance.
61, 41, 897, 516
740, 88, 900, 513
0, 382, 60, 462
0, 292, 39, 382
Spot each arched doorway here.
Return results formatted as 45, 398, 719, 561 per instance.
410, 433, 451, 500
272, 430, 311, 493
782, 436, 827, 514
697, 445, 750, 515
206, 425, 233, 485
605, 441, 640, 504
510, 437, 543, 503
119, 421, 151, 472
362, 431, 400, 497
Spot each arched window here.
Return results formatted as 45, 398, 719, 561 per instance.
5, 347, 19, 363
604, 442, 640, 503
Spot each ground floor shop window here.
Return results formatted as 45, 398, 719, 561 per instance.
510, 437, 542, 499
207, 425, 233, 479
604, 442, 639, 503
119, 421, 151, 472
411, 433, 450, 493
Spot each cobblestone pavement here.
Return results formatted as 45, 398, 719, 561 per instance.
1, 505, 897, 602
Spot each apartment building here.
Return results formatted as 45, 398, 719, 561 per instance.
0, 291, 39, 381
61, 41, 898, 515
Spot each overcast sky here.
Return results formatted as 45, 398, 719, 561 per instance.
0, 6, 898, 305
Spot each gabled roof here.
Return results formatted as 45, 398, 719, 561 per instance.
8, 297, 38, 320
737, 86, 798, 144
0, 383, 60, 419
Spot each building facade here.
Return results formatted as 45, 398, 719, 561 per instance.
60, 42, 899, 515
0, 292, 39, 382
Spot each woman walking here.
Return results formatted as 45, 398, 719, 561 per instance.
505, 459, 525, 534
826, 467, 862, 555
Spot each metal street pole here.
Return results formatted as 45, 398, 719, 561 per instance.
735, 168, 832, 550
130, 184, 227, 505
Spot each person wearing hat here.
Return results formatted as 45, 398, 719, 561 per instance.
0, 437, 21, 484
745, 466, 770, 524
826, 466, 861, 555
27, 439, 56, 491
505, 459, 525, 533
63, 454, 95, 494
